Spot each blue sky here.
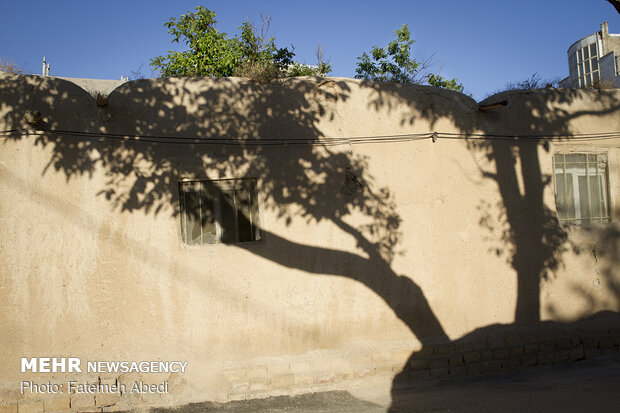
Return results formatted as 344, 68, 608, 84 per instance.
1, 0, 619, 100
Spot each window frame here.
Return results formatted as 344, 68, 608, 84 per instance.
552, 152, 611, 225
178, 177, 261, 245
573, 43, 600, 87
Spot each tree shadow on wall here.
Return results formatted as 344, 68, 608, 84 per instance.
358, 81, 620, 410
1, 74, 619, 411
0, 74, 451, 398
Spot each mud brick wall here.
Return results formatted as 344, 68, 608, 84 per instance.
1, 326, 619, 411
404, 327, 620, 381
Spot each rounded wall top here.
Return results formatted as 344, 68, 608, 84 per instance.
567, 33, 597, 56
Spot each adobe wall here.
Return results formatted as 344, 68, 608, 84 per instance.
0, 74, 619, 411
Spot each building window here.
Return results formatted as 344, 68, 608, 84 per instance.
179, 178, 261, 245
572, 43, 600, 87
553, 153, 610, 224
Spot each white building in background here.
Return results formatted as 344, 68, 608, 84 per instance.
560, 22, 620, 88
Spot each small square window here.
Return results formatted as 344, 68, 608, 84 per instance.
179, 178, 261, 244
554, 153, 610, 224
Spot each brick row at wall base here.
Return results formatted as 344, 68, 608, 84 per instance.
0, 375, 169, 413
403, 328, 620, 382
0, 392, 121, 413
2, 326, 619, 411
222, 326, 620, 401
0, 391, 119, 413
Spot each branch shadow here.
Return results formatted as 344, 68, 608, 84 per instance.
357, 81, 620, 410
1, 73, 450, 404
1, 73, 619, 411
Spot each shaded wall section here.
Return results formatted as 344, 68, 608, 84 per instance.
0, 73, 619, 409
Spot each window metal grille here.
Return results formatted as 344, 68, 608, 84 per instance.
553, 153, 610, 224
179, 178, 261, 245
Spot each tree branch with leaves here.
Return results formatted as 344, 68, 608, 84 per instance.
151, 6, 330, 81
355, 25, 465, 93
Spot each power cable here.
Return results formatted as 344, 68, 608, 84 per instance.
1, 128, 619, 146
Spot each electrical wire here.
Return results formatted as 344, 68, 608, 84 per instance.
1, 128, 619, 146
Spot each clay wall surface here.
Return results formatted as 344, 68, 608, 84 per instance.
1, 74, 619, 410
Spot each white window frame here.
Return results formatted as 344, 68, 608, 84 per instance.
553, 153, 610, 224
574, 43, 600, 87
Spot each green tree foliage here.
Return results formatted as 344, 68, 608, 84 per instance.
151, 6, 330, 80
287, 44, 332, 77
287, 61, 332, 77
355, 25, 465, 93
151, 6, 289, 78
